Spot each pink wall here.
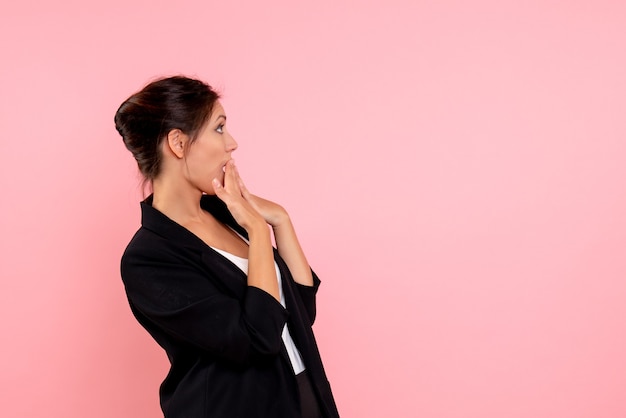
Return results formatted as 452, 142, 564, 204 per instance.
2, 1, 625, 417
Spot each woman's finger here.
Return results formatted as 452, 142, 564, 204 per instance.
238, 176, 252, 200
233, 165, 258, 203
223, 160, 241, 194
236, 173, 262, 212
212, 178, 229, 203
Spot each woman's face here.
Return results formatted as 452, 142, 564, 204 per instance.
183, 101, 238, 194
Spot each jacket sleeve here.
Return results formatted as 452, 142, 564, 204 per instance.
121, 244, 288, 367
293, 269, 321, 326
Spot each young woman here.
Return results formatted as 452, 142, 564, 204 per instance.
114, 76, 339, 418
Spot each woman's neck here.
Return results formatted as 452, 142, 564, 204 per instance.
151, 176, 206, 225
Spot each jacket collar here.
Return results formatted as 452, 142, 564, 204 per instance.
140, 194, 248, 250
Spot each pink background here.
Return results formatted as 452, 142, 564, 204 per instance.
1, 1, 625, 417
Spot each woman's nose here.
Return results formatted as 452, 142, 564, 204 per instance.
226, 134, 238, 152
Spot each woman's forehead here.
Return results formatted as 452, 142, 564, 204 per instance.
210, 101, 226, 120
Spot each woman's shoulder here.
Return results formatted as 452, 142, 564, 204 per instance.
121, 226, 173, 269
120, 225, 209, 299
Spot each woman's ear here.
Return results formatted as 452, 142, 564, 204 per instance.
166, 129, 187, 159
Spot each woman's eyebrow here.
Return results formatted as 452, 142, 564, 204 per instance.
214, 115, 226, 122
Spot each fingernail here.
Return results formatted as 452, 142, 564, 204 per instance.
212, 178, 221, 187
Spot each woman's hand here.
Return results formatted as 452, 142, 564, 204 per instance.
216, 160, 290, 228
237, 180, 290, 228
212, 160, 268, 233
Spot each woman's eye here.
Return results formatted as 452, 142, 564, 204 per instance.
216, 124, 224, 134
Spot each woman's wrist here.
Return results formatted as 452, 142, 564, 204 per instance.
270, 212, 291, 229
246, 220, 272, 240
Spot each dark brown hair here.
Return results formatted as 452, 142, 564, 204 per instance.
114, 76, 221, 183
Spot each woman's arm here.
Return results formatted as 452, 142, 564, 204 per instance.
271, 217, 314, 286
121, 236, 288, 366
231, 165, 314, 287
213, 160, 280, 301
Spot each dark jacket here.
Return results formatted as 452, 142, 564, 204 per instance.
121, 195, 339, 417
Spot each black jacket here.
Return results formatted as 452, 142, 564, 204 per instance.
121, 195, 339, 417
